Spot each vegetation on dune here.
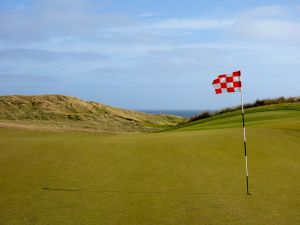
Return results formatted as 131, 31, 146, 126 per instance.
0, 95, 185, 132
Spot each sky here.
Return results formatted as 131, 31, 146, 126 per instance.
0, 0, 299, 110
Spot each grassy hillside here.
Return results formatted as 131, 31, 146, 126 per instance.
189, 96, 299, 123
0, 104, 299, 225
0, 95, 184, 133
170, 102, 300, 131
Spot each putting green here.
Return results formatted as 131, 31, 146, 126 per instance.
0, 109, 299, 225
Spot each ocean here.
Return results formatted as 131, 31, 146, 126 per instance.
138, 110, 202, 118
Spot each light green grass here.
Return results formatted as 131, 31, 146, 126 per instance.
175, 110, 300, 131
0, 109, 299, 225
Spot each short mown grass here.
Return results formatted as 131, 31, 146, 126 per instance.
0, 106, 299, 225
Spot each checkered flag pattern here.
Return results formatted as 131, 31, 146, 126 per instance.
212, 71, 242, 94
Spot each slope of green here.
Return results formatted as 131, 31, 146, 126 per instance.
0, 95, 184, 132
189, 97, 299, 123
0, 108, 299, 225
172, 103, 300, 131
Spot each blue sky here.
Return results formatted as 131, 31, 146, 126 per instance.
0, 0, 299, 110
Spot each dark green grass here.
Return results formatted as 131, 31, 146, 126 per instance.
171, 103, 300, 131
0, 109, 299, 224
175, 110, 300, 131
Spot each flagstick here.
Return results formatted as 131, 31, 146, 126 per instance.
240, 89, 250, 195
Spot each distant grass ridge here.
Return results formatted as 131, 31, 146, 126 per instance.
0, 95, 185, 132
168, 101, 300, 132
189, 96, 300, 122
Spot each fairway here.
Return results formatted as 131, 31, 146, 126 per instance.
0, 110, 299, 225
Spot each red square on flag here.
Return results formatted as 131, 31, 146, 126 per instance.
212, 71, 242, 94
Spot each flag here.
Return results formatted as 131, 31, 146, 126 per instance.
211, 70, 250, 195
212, 71, 242, 94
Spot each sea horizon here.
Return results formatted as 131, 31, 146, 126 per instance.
136, 110, 205, 118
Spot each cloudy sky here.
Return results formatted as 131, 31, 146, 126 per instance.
0, 0, 299, 110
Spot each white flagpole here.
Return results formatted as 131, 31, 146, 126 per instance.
240, 85, 250, 195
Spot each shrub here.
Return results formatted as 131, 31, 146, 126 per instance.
67, 114, 82, 121
189, 111, 211, 122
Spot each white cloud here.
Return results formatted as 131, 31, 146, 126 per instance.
148, 18, 234, 30
0, 0, 135, 43
233, 19, 300, 41
3, 1, 299, 45
0, 48, 107, 62
231, 5, 300, 42
104, 18, 234, 37
101, 6, 300, 43
239, 5, 290, 19
137, 12, 159, 18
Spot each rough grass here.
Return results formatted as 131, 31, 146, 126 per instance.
0, 106, 299, 225
0, 95, 185, 133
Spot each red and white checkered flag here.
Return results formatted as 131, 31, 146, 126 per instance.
212, 71, 242, 94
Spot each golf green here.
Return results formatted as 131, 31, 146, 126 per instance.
0, 110, 299, 225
